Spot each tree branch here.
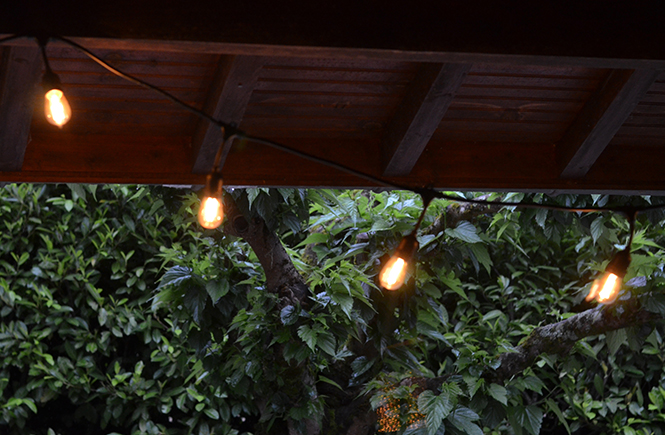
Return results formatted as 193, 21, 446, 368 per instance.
492, 299, 660, 382
223, 193, 309, 304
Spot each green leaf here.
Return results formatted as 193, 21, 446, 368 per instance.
545, 399, 571, 435
204, 408, 219, 420
318, 375, 343, 390
158, 266, 194, 289
448, 406, 483, 435
297, 325, 318, 351
296, 232, 329, 247
522, 376, 545, 394
205, 279, 229, 303
606, 328, 627, 356
510, 405, 543, 435
468, 244, 492, 274
418, 390, 453, 435
317, 332, 336, 355
23, 398, 37, 413
418, 384, 461, 435
590, 217, 605, 243
351, 356, 375, 378
280, 305, 299, 325
644, 293, 665, 316
487, 383, 507, 405
445, 221, 483, 244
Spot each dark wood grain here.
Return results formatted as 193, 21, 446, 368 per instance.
191, 55, 265, 174
557, 69, 661, 178
0, 46, 41, 171
382, 63, 470, 176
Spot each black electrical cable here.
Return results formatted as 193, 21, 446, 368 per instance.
52, 36, 231, 131
48, 35, 665, 217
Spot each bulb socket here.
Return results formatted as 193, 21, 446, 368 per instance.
393, 233, 419, 264
42, 69, 63, 93
605, 248, 631, 279
204, 172, 223, 199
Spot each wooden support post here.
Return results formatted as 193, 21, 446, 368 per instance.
557, 68, 660, 178
0, 46, 41, 171
191, 55, 264, 174
381, 63, 470, 177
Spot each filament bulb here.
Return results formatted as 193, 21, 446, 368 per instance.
585, 249, 631, 305
379, 234, 418, 290
586, 272, 622, 304
44, 89, 71, 127
379, 256, 408, 290
198, 196, 223, 229
198, 172, 224, 229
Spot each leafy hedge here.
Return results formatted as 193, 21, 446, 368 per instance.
4, 184, 665, 435
0, 184, 235, 435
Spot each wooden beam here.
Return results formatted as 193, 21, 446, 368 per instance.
191, 55, 264, 174
557, 69, 660, 178
382, 63, 470, 176
0, 45, 41, 171
4, 2, 665, 66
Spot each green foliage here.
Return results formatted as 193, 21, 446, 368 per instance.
4, 185, 665, 435
0, 184, 237, 435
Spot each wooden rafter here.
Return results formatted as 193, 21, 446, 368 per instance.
557, 69, 660, 179
191, 55, 264, 174
382, 63, 470, 176
0, 46, 41, 171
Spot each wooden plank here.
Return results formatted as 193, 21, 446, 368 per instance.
249, 91, 400, 107
22, 133, 192, 174
0, 46, 41, 171
191, 55, 265, 174
254, 80, 406, 95
463, 74, 601, 90
457, 86, 591, 100
557, 69, 660, 178
7, 131, 665, 194
382, 63, 470, 176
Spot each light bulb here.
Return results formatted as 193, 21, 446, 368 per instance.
198, 196, 224, 229
198, 172, 224, 229
585, 249, 631, 305
380, 256, 408, 290
44, 89, 71, 127
586, 272, 621, 304
379, 234, 418, 290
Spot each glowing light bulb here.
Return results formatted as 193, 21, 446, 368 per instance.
198, 196, 223, 229
585, 249, 631, 305
586, 272, 621, 304
198, 172, 224, 229
380, 257, 407, 290
44, 89, 71, 127
379, 234, 418, 290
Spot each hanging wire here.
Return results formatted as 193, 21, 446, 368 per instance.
25, 35, 665, 217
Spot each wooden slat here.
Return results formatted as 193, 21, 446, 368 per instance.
382, 63, 470, 176
191, 55, 265, 174
0, 46, 41, 171
250, 91, 400, 107
557, 69, 660, 178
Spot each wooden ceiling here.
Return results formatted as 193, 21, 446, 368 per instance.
2, 2, 665, 193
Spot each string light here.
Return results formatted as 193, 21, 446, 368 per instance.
39, 38, 71, 128
380, 234, 418, 290
586, 211, 636, 304
585, 249, 631, 304
198, 171, 224, 229
4, 34, 665, 299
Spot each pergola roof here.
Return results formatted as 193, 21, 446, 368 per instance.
2, 2, 665, 193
